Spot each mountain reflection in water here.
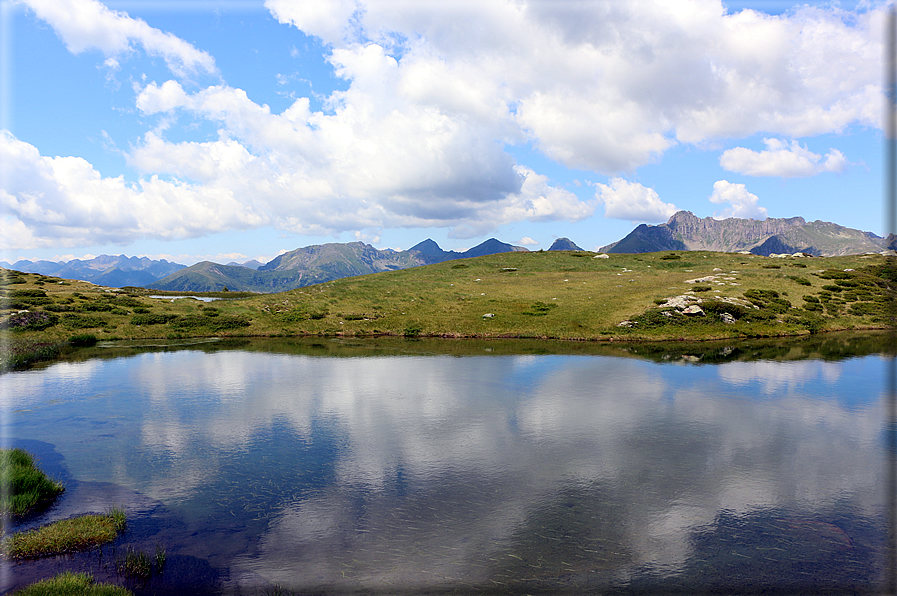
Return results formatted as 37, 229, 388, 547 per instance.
0, 334, 889, 594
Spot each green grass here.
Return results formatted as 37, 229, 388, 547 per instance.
2, 251, 895, 350
13, 572, 132, 596
4, 507, 126, 558
0, 449, 64, 517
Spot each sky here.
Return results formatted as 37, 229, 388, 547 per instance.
0, 0, 889, 266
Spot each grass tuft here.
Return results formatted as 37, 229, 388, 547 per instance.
5, 507, 126, 558
13, 572, 132, 596
0, 449, 64, 517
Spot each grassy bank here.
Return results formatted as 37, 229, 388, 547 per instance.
2, 251, 894, 363
0, 449, 64, 518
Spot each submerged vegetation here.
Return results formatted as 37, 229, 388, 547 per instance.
2, 251, 895, 368
0, 448, 64, 518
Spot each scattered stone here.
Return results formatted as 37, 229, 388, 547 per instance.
713, 268, 723, 272
617, 320, 634, 327
682, 305, 705, 316
482, 313, 495, 319
594, 254, 610, 259
684, 275, 718, 284
720, 312, 736, 324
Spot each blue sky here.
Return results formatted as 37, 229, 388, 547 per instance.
0, 0, 888, 266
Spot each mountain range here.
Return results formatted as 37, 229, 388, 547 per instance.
0, 254, 185, 288
600, 211, 892, 256
3, 213, 891, 294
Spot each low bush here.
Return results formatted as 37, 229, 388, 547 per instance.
61, 314, 107, 329
130, 313, 179, 325
169, 314, 251, 332
787, 276, 812, 286
522, 301, 557, 316
69, 334, 98, 347
3, 311, 58, 331
44, 304, 77, 312
81, 303, 113, 312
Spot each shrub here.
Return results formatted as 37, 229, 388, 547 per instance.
131, 307, 150, 314
659, 253, 681, 260
701, 300, 749, 319
761, 264, 781, 269
169, 314, 250, 332
130, 313, 179, 325
403, 323, 423, 337
815, 270, 854, 280
81, 303, 113, 312
787, 276, 812, 286
44, 304, 77, 312
849, 302, 877, 316
61, 314, 107, 329
522, 301, 557, 316
3, 311, 58, 331
691, 285, 712, 292
69, 334, 98, 347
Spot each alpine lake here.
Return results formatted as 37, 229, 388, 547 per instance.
1, 332, 894, 595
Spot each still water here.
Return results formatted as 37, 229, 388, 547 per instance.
0, 336, 891, 594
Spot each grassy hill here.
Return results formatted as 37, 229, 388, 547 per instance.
2, 250, 895, 369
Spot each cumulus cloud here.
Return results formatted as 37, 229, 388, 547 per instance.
267, 0, 883, 173
9, 0, 885, 248
0, 131, 264, 250
519, 237, 539, 246
594, 178, 678, 222
708, 180, 768, 220
719, 139, 850, 177
17, 0, 217, 78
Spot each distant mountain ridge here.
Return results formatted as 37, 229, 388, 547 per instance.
600, 211, 887, 256
0, 254, 185, 287
148, 238, 528, 293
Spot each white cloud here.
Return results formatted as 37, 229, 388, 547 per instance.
519, 237, 539, 246
0, 131, 265, 250
594, 178, 678, 222
719, 139, 850, 177
708, 180, 768, 220
7, 0, 886, 248
266, 0, 883, 173
18, 0, 217, 78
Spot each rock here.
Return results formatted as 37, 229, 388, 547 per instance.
594, 254, 610, 259
616, 320, 634, 327
664, 295, 700, 309
482, 313, 495, 319
682, 305, 705, 316
720, 312, 736, 324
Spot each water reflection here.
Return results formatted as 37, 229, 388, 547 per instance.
0, 337, 888, 593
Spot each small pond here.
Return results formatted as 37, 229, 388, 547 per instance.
0, 333, 893, 594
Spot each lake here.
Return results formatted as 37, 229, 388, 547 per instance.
1, 334, 893, 594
